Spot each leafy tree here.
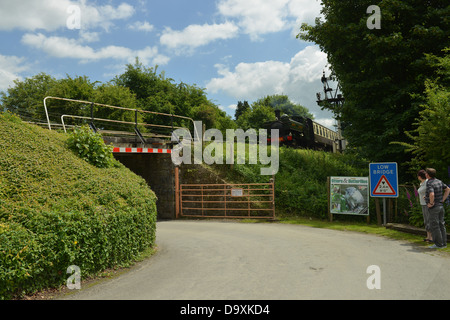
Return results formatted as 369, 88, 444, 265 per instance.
1, 58, 236, 134
0, 73, 99, 124
113, 58, 167, 102
412, 80, 450, 180
394, 49, 450, 180
92, 82, 139, 131
216, 110, 237, 133
255, 94, 314, 119
236, 104, 276, 130
192, 103, 237, 133
0, 73, 56, 122
1, 73, 139, 128
298, 0, 449, 165
236, 95, 312, 130
113, 59, 182, 119
46, 75, 97, 121
192, 103, 218, 130
234, 100, 250, 120
114, 58, 236, 132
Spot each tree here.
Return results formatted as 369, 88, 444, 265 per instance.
114, 58, 236, 132
235, 95, 313, 130
113, 58, 167, 103
394, 49, 450, 179
46, 75, 97, 121
0, 73, 56, 122
255, 94, 313, 119
236, 104, 276, 130
192, 103, 237, 133
234, 101, 250, 120
1, 73, 137, 128
92, 82, 139, 131
1, 58, 236, 134
298, 0, 449, 165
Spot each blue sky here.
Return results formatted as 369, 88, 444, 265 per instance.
0, 0, 337, 129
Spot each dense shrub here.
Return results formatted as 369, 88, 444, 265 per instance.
0, 112, 157, 299
66, 125, 117, 168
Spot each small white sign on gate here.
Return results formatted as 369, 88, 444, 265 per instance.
231, 188, 244, 197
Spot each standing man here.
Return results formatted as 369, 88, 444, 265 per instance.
425, 168, 450, 249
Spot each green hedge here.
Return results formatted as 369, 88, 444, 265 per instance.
0, 112, 157, 299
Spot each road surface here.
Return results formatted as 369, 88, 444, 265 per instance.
60, 220, 450, 300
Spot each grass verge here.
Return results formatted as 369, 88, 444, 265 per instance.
278, 215, 450, 254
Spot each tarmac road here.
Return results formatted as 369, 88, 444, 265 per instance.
60, 220, 450, 300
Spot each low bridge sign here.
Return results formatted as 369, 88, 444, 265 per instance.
369, 162, 398, 198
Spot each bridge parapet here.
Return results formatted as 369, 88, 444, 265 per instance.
43, 96, 195, 151
102, 135, 170, 149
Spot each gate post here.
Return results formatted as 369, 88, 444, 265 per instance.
175, 166, 180, 218
271, 175, 275, 219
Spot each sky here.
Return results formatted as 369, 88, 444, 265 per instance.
0, 0, 338, 129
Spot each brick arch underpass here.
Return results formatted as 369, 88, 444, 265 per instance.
113, 153, 177, 220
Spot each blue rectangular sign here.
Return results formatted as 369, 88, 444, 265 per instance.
369, 162, 398, 198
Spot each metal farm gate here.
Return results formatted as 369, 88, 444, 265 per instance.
176, 180, 275, 220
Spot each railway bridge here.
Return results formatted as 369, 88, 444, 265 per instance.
40, 97, 341, 221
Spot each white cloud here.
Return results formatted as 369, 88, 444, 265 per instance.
206, 45, 336, 127
207, 46, 326, 99
0, 0, 135, 31
217, 0, 322, 40
128, 21, 154, 32
99, 3, 135, 20
79, 30, 100, 43
0, 55, 29, 91
160, 22, 239, 54
218, 104, 238, 112
208, 60, 290, 98
314, 117, 337, 130
21, 33, 169, 66
217, 0, 290, 40
287, 0, 324, 25
80, 2, 135, 31
154, 0, 322, 56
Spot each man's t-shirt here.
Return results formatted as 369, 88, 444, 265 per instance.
426, 178, 448, 206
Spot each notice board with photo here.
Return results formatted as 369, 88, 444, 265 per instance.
329, 177, 369, 216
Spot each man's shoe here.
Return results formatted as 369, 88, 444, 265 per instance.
428, 244, 446, 249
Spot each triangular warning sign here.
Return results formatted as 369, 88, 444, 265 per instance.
373, 175, 396, 195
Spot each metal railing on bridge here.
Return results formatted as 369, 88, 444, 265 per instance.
43, 96, 200, 145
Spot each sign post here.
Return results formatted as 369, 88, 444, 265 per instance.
369, 162, 398, 225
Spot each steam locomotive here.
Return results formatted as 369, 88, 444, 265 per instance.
262, 110, 344, 152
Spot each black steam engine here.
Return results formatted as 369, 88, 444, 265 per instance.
262, 109, 344, 152
262, 110, 315, 148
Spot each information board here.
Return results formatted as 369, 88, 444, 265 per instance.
329, 177, 369, 215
